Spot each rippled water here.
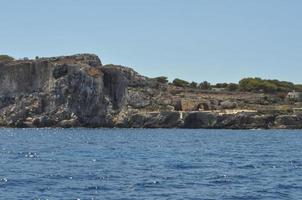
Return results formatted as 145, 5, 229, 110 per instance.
1, 129, 302, 199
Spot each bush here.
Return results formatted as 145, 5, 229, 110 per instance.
172, 78, 189, 87
239, 77, 294, 93
0, 55, 14, 62
189, 81, 198, 88
227, 83, 239, 91
294, 84, 302, 92
199, 81, 211, 90
214, 83, 228, 88
154, 76, 169, 84
267, 79, 294, 92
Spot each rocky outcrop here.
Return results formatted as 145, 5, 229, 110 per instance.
183, 112, 217, 128
126, 111, 183, 128
273, 114, 302, 129
181, 112, 302, 129
1, 53, 301, 129
215, 113, 275, 129
101, 65, 128, 110
0, 54, 122, 127
220, 100, 238, 109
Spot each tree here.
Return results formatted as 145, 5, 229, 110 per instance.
199, 81, 211, 90
189, 81, 198, 88
239, 77, 294, 93
154, 76, 169, 84
172, 78, 189, 87
227, 83, 239, 91
294, 84, 302, 92
0, 55, 14, 62
215, 83, 228, 88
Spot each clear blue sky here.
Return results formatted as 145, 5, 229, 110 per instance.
1, 0, 301, 84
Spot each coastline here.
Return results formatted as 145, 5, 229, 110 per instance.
1, 54, 302, 129
0, 111, 301, 129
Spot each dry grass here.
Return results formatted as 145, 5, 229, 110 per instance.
86, 68, 103, 78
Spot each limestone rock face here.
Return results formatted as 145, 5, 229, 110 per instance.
127, 111, 183, 128
101, 66, 128, 110
102, 64, 151, 87
216, 113, 275, 129
1, 53, 302, 129
0, 61, 54, 96
0, 54, 124, 127
273, 115, 302, 129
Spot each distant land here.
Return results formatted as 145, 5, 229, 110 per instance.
0, 54, 302, 129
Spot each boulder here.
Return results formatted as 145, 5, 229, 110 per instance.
210, 99, 220, 110
58, 118, 79, 128
273, 114, 302, 129
183, 112, 217, 128
173, 99, 200, 111
216, 113, 275, 129
220, 100, 238, 109
128, 111, 183, 128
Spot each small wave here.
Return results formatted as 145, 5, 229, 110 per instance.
277, 183, 302, 190
167, 162, 201, 170
237, 164, 257, 169
225, 195, 262, 200
132, 180, 161, 190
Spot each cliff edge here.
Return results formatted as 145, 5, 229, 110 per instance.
0, 54, 301, 129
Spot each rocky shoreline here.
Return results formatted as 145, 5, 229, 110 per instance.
124, 111, 302, 129
0, 54, 301, 129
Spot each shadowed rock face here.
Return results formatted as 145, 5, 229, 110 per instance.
101, 66, 128, 110
0, 61, 54, 96
274, 115, 302, 129
183, 112, 217, 128
126, 111, 183, 128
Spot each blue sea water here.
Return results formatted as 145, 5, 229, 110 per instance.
0, 129, 302, 200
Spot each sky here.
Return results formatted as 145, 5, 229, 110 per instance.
0, 0, 301, 84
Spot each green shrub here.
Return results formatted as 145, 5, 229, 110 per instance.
154, 76, 169, 84
239, 77, 294, 93
0, 55, 14, 62
189, 81, 198, 88
227, 83, 239, 91
294, 84, 302, 92
199, 81, 211, 90
172, 78, 189, 87
214, 83, 228, 88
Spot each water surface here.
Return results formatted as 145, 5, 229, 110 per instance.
0, 128, 302, 199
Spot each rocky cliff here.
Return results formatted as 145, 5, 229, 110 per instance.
0, 54, 301, 129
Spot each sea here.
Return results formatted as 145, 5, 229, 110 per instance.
0, 128, 302, 200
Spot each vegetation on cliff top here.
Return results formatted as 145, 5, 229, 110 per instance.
172, 78, 190, 87
1, 54, 300, 93
239, 78, 296, 93
0, 55, 14, 62
169, 77, 301, 93
153, 76, 169, 84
